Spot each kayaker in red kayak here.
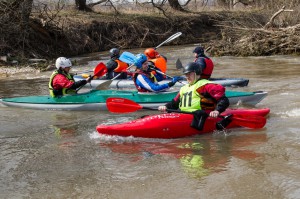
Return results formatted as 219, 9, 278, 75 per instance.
105, 48, 129, 79
158, 62, 229, 130
49, 57, 92, 97
144, 48, 167, 81
133, 53, 183, 92
193, 46, 214, 79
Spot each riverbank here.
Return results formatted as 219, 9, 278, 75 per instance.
2, 9, 300, 71
0, 11, 255, 66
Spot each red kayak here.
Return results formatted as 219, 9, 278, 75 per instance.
96, 108, 270, 139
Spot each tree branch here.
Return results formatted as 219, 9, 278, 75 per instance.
264, 6, 294, 29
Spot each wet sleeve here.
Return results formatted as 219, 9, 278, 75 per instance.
204, 84, 230, 113
215, 96, 229, 113
106, 60, 118, 72
165, 92, 181, 110
69, 80, 87, 89
52, 74, 74, 89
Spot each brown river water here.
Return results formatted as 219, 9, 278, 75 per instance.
0, 45, 300, 199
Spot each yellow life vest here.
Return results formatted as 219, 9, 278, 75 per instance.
179, 79, 212, 112
49, 70, 76, 97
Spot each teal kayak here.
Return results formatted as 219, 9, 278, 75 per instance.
0, 90, 267, 111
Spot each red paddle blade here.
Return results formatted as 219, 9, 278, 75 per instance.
232, 114, 267, 129
106, 97, 142, 113
94, 62, 107, 77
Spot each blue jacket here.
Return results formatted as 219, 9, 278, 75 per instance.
134, 72, 170, 92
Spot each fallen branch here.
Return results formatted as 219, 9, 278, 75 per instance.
264, 6, 294, 29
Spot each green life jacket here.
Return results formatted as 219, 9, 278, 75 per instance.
49, 70, 76, 97
179, 79, 212, 112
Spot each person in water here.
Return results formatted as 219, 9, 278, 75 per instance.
133, 53, 183, 92
193, 46, 214, 79
158, 62, 229, 130
105, 48, 129, 79
49, 57, 92, 97
144, 48, 167, 81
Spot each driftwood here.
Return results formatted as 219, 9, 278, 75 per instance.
264, 6, 294, 29
209, 6, 300, 56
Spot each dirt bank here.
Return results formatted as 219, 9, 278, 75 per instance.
3, 10, 300, 70
26, 12, 224, 58
1, 12, 258, 63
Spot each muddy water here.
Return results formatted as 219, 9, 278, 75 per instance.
1, 45, 300, 199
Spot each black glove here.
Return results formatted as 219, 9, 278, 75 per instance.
168, 76, 183, 87
70, 80, 87, 89
190, 110, 208, 130
147, 63, 159, 72
216, 114, 232, 130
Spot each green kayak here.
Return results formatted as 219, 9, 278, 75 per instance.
0, 90, 267, 111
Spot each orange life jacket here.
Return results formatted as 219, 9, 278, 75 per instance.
114, 60, 128, 73
149, 56, 167, 74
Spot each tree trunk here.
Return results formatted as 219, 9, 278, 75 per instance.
168, 0, 186, 12
75, 0, 87, 11
0, 0, 33, 56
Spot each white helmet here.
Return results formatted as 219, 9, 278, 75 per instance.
55, 57, 72, 69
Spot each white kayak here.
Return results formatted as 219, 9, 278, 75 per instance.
74, 75, 249, 90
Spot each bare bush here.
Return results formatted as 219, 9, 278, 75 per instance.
0, 0, 33, 57
209, 6, 300, 56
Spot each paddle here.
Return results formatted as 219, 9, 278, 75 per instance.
154, 32, 182, 49
94, 52, 136, 90
119, 51, 186, 84
94, 32, 182, 90
176, 58, 183, 69
77, 62, 107, 91
106, 97, 267, 129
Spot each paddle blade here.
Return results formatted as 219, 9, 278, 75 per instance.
95, 80, 112, 90
232, 114, 267, 129
155, 32, 182, 49
106, 97, 142, 113
94, 62, 107, 77
176, 58, 183, 69
119, 52, 136, 65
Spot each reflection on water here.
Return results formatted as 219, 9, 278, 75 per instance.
1, 47, 300, 198
93, 131, 267, 179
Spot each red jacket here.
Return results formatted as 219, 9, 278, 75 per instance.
52, 74, 74, 90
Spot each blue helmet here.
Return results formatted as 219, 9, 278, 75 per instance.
193, 46, 204, 55
134, 53, 147, 69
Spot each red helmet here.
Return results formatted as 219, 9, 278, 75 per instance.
144, 48, 158, 59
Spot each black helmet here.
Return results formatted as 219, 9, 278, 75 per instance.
193, 46, 204, 55
109, 48, 120, 58
183, 62, 202, 75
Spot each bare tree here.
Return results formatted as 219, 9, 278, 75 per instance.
168, 0, 188, 12
0, 0, 33, 56
75, 0, 90, 11
74, 0, 118, 13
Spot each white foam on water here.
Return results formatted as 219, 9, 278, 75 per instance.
89, 131, 136, 142
279, 108, 300, 117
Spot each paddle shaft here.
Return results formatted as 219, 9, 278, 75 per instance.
141, 106, 187, 114
76, 73, 97, 92
94, 64, 135, 90
155, 32, 182, 49
150, 67, 186, 85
